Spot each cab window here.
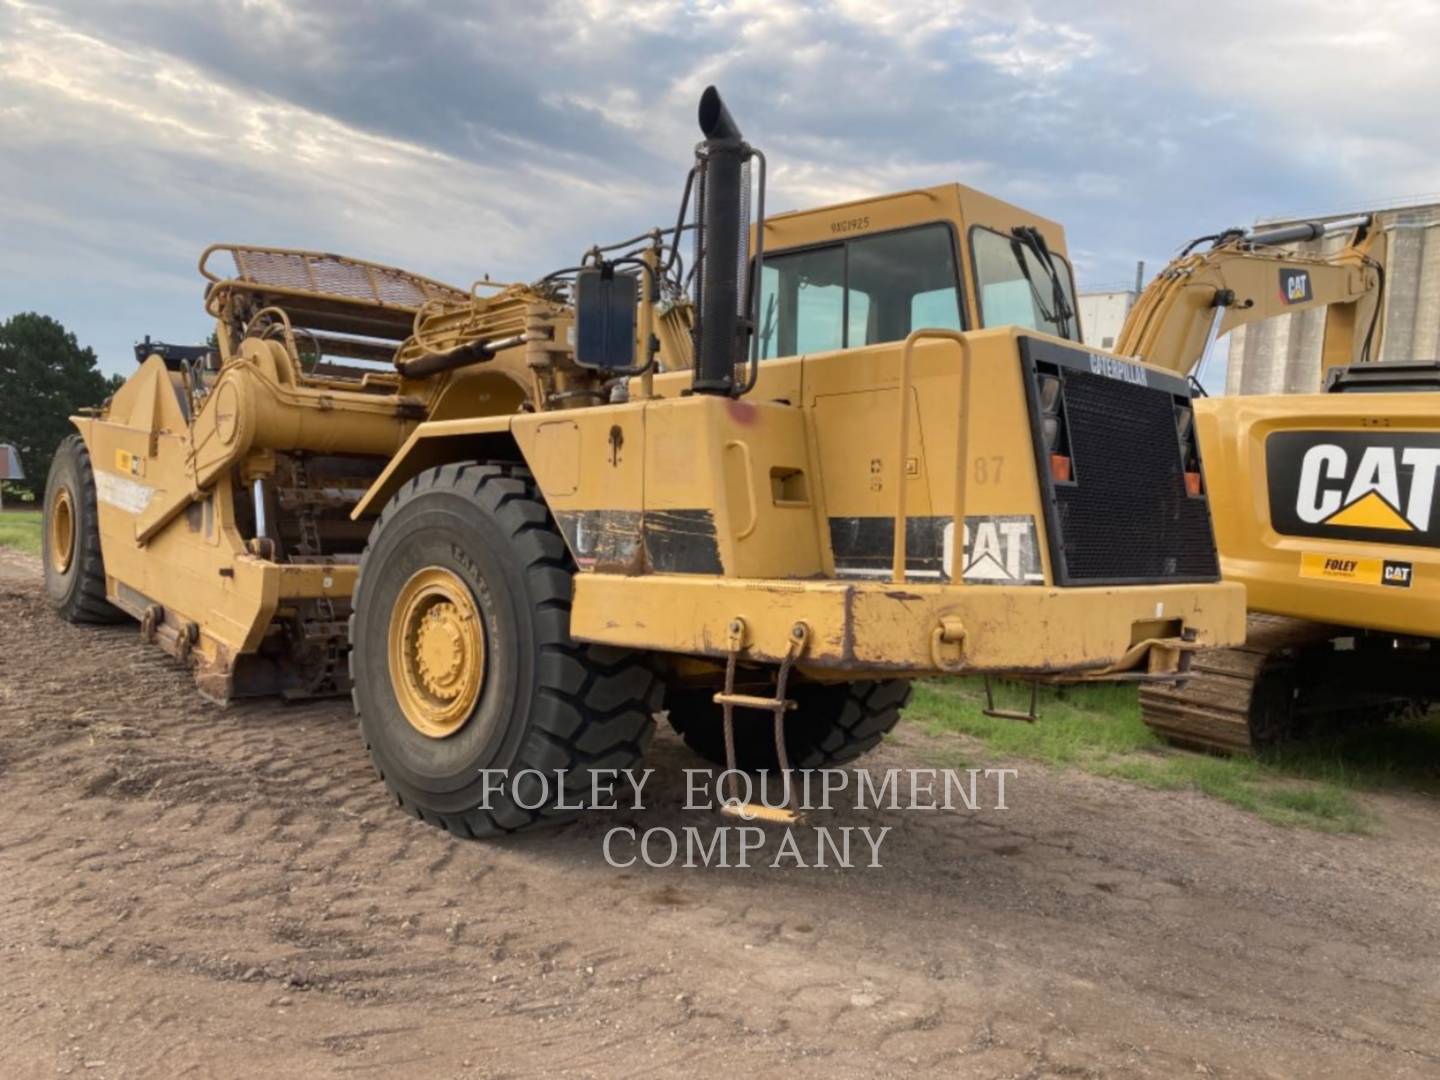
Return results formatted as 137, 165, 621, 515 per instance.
970, 226, 1079, 340
756, 246, 844, 358
756, 224, 963, 359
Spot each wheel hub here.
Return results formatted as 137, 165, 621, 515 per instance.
415, 602, 468, 698
50, 487, 75, 574
388, 568, 486, 738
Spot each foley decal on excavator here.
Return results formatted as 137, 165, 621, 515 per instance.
41, 89, 1244, 834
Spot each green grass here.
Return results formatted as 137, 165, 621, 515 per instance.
0, 510, 41, 555
906, 679, 1440, 833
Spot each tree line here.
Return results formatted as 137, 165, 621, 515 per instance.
0, 313, 123, 500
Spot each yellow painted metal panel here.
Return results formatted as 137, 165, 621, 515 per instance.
571, 572, 1246, 677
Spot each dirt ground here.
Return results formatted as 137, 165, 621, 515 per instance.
2, 547, 1439, 1079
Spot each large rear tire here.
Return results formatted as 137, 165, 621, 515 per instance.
666, 679, 911, 770
42, 434, 125, 624
349, 462, 664, 837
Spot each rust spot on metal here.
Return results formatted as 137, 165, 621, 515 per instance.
725, 399, 758, 425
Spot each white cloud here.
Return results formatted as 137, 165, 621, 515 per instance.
1064, 0, 1440, 197
1, 0, 1438, 375
0, 1, 571, 272
971, 15, 1098, 78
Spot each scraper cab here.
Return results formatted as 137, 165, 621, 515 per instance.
44, 87, 1244, 836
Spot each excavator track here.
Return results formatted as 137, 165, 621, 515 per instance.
1140, 615, 1348, 754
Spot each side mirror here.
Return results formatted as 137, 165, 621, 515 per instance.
574, 266, 638, 370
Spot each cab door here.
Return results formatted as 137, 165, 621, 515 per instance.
755, 223, 966, 579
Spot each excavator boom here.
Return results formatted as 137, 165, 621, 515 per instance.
1115, 216, 1384, 380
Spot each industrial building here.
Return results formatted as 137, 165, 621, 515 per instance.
1078, 260, 1145, 350
1225, 199, 1440, 395
1077, 288, 1137, 350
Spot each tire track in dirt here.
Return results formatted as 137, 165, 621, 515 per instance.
2, 551, 1440, 1077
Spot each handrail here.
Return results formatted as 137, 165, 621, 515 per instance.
892, 329, 973, 583
724, 439, 760, 540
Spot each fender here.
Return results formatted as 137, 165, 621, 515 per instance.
351, 415, 521, 519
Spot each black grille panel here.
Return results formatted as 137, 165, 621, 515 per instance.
1023, 339, 1219, 585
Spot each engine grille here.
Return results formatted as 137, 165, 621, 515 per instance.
1023, 339, 1220, 585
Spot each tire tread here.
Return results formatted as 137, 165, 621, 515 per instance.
350, 461, 662, 838
46, 434, 125, 625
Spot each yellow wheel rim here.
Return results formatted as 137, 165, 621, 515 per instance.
50, 487, 76, 574
388, 567, 486, 738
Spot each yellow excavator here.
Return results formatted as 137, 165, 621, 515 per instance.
1109, 215, 1439, 751
42, 89, 1246, 833
1115, 215, 1383, 382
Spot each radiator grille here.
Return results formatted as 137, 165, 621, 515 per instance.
1029, 344, 1220, 585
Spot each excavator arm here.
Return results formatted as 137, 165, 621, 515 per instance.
1115, 216, 1384, 379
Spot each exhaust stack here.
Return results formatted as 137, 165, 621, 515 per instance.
692, 86, 751, 396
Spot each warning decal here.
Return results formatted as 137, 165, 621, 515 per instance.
94, 470, 156, 515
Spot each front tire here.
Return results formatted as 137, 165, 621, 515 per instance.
666, 679, 911, 770
349, 462, 664, 837
43, 434, 125, 624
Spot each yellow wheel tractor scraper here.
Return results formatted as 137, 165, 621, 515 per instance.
42, 89, 1244, 835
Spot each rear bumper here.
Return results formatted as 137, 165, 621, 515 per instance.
571, 574, 1247, 679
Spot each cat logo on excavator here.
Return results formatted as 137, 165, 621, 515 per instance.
1268, 431, 1440, 544
1280, 267, 1314, 304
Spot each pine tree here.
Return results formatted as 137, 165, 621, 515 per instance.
0, 313, 114, 497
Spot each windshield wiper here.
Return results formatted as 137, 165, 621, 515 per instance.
759, 291, 777, 357
1010, 226, 1074, 340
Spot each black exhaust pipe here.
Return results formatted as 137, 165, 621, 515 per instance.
698, 85, 742, 142
693, 86, 747, 396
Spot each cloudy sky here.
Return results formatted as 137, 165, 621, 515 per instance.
3, 0, 1438, 379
